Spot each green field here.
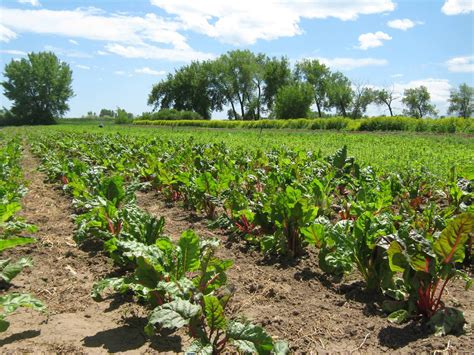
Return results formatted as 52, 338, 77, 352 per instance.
8, 122, 474, 179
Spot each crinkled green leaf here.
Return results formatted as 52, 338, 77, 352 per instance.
0, 293, 45, 315
148, 299, 201, 330
0, 257, 32, 283
387, 309, 409, 324
178, 230, 200, 276
91, 277, 130, 300
427, 307, 466, 336
186, 340, 213, 355
227, 320, 274, 354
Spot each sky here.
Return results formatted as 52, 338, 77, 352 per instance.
0, 0, 473, 118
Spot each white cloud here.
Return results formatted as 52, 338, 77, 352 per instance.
114, 70, 126, 75
135, 67, 166, 76
0, 25, 17, 43
105, 43, 215, 62
441, 0, 473, 15
357, 31, 392, 50
69, 39, 79, 45
0, 7, 188, 49
0, 49, 27, 56
18, 0, 40, 6
390, 73, 404, 78
446, 55, 474, 72
96, 50, 108, 56
317, 57, 388, 70
150, 0, 396, 45
44, 45, 93, 58
387, 18, 423, 31
75, 64, 90, 70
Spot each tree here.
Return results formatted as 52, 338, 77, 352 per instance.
373, 87, 398, 116
327, 72, 353, 117
350, 83, 375, 119
262, 56, 292, 112
402, 86, 437, 118
274, 83, 314, 119
295, 59, 331, 118
447, 83, 474, 119
99, 108, 116, 118
1, 51, 74, 125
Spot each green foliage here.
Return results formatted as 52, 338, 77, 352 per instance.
0, 293, 45, 332
402, 86, 437, 118
448, 83, 473, 119
114, 107, 133, 124
1, 51, 74, 125
139, 109, 203, 121
274, 83, 314, 119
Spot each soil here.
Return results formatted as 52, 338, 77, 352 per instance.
1, 148, 184, 354
1, 146, 472, 353
137, 191, 474, 354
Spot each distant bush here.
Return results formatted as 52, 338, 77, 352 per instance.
274, 83, 314, 119
134, 116, 474, 133
137, 109, 204, 121
114, 108, 133, 124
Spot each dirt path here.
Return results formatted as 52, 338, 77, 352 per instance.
137, 191, 474, 353
1, 147, 181, 353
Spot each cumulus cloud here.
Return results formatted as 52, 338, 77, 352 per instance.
105, 43, 215, 62
357, 31, 392, 50
18, 0, 40, 6
0, 24, 17, 42
446, 55, 474, 72
317, 57, 388, 70
69, 39, 79, 45
150, 0, 396, 45
441, 0, 473, 15
1, 7, 187, 48
387, 19, 423, 31
135, 67, 166, 75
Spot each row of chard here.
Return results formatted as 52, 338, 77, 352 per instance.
31, 130, 473, 337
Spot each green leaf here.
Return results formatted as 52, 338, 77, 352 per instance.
427, 307, 466, 336
227, 320, 274, 354
178, 230, 200, 276
301, 224, 324, 246
433, 213, 474, 264
0, 293, 45, 315
0, 237, 35, 252
135, 256, 162, 288
0, 202, 21, 223
0, 317, 10, 332
387, 241, 407, 273
148, 299, 201, 330
186, 340, 213, 355
0, 257, 32, 283
91, 277, 129, 300
387, 309, 409, 324
203, 295, 226, 331
273, 340, 290, 355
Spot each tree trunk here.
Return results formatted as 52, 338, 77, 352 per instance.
315, 97, 322, 118
388, 104, 393, 117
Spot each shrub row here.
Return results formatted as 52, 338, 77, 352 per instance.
134, 116, 474, 133
138, 109, 204, 121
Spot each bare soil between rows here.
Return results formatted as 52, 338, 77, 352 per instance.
136, 192, 474, 354
1, 146, 472, 353
1, 148, 182, 354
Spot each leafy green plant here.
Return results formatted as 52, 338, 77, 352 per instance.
386, 213, 473, 333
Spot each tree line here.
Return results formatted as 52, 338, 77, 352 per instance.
148, 49, 473, 120
0, 51, 473, 125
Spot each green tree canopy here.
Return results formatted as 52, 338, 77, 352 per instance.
327, 72, 353, 117
447, 83, 473, 119
1, 51, 74, 125
274, 83, 314, 119
295, 59, 331, 118
402, 86, 437, 118
373, 87, 398, 116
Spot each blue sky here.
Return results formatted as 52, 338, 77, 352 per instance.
0, 0, 473, 118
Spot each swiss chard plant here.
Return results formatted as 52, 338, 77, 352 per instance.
386, 212, 473, 335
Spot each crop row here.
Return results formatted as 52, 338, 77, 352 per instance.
29, 130, 473, 339
0, 137, 44, 332
29, 133, 288, 353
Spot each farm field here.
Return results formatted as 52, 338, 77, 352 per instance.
0, 123, 473, 353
